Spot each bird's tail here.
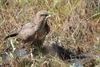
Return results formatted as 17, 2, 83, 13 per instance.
4, 33, 18, 40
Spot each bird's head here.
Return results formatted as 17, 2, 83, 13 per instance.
35, 10, 51, 24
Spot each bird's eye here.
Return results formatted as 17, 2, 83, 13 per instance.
40, 14, 48, 16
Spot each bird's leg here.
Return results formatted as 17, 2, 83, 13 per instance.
30, 48, 34, 60
30, 41, 35, 60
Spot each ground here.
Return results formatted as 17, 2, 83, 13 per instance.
0, 0, 100, 67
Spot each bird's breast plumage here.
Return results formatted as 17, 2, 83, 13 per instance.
35, 23, 50, 40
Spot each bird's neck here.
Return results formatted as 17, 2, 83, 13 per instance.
34, 17, 47, 30
34, 17, 44, 24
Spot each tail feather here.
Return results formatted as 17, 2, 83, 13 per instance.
4, 33, 18, 40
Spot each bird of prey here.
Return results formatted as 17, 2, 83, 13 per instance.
4, 10, 51, 47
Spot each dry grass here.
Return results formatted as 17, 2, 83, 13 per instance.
0, 0, 100, 67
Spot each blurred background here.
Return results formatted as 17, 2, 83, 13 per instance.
0, 0, 100, 67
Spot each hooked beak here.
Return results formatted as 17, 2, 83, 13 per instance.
46, 12, 55, 19
46, 14, 52, 19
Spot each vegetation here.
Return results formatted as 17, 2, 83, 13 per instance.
0, 0, 100, 67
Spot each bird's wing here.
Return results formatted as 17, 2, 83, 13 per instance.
21, 23, 34, 29
18, 23, 38, 40
21, 22, 40, 32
